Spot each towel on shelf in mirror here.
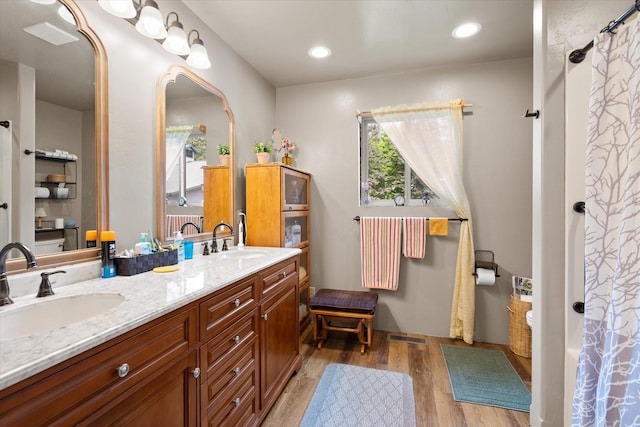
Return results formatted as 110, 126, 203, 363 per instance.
360, 217, 402, 291
428, 217, 449, 236
402, 217, 427, 259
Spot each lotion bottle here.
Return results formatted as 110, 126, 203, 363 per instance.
174, 231, 185, 261
238, 211, 246, 248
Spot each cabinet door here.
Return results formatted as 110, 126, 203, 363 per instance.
282, 167, 309, 210
79, 351, 198, 427
260, 280, 299, 410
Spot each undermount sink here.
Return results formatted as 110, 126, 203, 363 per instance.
220, 249, 269, 260
0, 293, 125, 340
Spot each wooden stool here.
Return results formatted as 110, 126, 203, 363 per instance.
309, 289, 378, 354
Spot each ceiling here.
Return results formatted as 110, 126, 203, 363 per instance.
0, 0, 95, 111
182, 0, 534, 88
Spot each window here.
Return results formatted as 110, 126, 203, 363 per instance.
359, 115, 440, 206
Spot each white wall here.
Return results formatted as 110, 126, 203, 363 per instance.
75, 1, 276, 250
276, 57, 533, 343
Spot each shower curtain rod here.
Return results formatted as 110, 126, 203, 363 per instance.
569, 2, 639, 64
356, 104, 472, 119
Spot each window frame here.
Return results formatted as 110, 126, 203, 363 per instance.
358, 115, 443, 207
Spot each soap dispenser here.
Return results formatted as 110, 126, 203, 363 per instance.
238, 211, 246, 248
134, 233, 152, 255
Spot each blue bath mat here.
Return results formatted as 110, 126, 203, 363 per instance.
300, 363, 416, 426
441, 344, 531, 412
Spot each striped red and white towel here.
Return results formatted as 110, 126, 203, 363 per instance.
360, 217, 402, 291
402, 217, 427, 259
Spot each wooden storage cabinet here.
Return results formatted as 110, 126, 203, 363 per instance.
246, 163, 312, 334
203, 165, 231, 232
0, 307, 198, 426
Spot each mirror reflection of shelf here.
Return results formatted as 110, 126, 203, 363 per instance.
35, 153, 78, 199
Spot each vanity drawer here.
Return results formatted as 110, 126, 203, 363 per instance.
203, 360, 258, 427
200, 275, 258, 341
200, 311, 258, 380
201, 336, 258, 416
260, 258, 298, 298
0, 306, 197, 426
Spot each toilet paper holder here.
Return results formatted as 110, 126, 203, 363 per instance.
473, 250, 500, 277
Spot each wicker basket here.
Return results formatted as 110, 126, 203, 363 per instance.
507, 295, 532, 358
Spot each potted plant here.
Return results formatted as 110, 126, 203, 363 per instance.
217, 144, 230, 166
253, 141, 272, 164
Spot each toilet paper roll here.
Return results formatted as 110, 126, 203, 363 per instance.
475, 268, 496, 286
35, 187, 50, 198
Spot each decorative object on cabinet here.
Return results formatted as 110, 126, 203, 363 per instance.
217, 144, 231, 166
253, 141, 272, 164
246, 164, 312, 333
35, 208, 47, 229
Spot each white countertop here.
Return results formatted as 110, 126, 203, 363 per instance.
0, 247, 300, 391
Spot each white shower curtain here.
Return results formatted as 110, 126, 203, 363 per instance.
372, 99, 475, 344
572, 18, 640, 426
166, 126, 194, 194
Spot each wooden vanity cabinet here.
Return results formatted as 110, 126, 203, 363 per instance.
259, 258, 301, 410
0, 256, 301, 427
0, 306, 198, 427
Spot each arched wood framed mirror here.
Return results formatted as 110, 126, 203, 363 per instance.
156, 65, 235, 243
4, 0, 108, 273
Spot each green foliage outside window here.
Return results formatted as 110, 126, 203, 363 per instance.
361, 118, 436, 206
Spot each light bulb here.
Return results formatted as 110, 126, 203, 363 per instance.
98, 0, 136, 19
135, 1, 167, 39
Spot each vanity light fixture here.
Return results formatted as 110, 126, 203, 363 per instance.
451, 22, 482, 39
308, 46, 331, 59
135, 0, 167, 39
97, 0, 136, 18
186, 30, 211, 69
29, 0, 57, 4
162, 12, 190, 55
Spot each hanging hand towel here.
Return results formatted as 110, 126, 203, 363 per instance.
360, 217, 402, 290
403, 217, 427, 259
428, 217, 448, 236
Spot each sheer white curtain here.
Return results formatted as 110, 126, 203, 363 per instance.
166, 125, 194, 193
372, 99, 475, 343
572, 18, 640, 426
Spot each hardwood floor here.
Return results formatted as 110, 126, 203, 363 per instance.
261, 329, 532, 427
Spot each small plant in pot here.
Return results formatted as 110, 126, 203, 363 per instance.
217, 144, 230, 166
253, 141, 272, 164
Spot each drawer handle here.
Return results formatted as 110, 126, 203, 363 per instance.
233, 298, 241, 308
262, 313, 268, 320
117, 363, 130, 378
232, 335, 240, 344
192, 367, 201, 379
281, 271, 287, 279
233, 398, 241, 407
233, 367, 241, 376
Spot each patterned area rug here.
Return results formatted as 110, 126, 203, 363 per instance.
300, 363, 416, 427
441, 344, 531, 412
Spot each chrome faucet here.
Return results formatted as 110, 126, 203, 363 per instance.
212, 222, 234, 253
180, 222, 201, 234
0, 242, 38, 306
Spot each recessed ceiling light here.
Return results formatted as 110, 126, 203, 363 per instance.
451, 22, 481, 39
308, 46, 331, 59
